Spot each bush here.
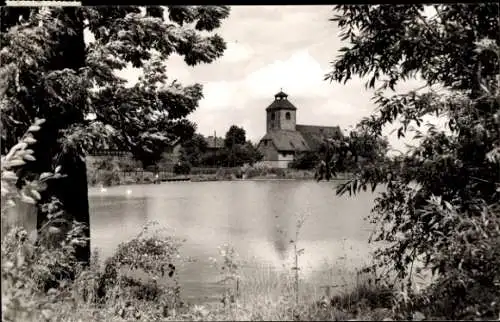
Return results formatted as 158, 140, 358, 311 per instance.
269, 167, 286, 177
322, 5, 500, 321
101, 170, 121, 187
404, 201, 500, 320
215, 167, 240, 180
174, 162, 191, 175
289, 152, 320, 170
1, 221, 188, 322
1, 221, 89, 322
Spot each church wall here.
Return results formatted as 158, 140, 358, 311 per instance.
266, 110, 279, 131
266, 110, 296, 131
277, 151, 294, 168
256, 141, 295, 168
257, 139, 279, 161
278, 152, 294, 162
277, 110, 296, 131
255, 160, 291, 168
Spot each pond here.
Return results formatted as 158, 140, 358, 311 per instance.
89, 180, 380, 303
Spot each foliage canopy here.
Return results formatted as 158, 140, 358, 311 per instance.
323, 4, 499, 319
0, 6, 230, 263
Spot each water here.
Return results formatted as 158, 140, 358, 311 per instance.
89, 180, 380, 303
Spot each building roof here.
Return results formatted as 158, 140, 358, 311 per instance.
260, 130, 310, 152
266, 90, 297, 111
296, 124, 343, 151
258, 125, 343, 153
274, 90, 288, 99
205, 136, 225, 149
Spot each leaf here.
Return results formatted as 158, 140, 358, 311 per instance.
2, 171, 17, 180
39, 172, 52, 181
5, 142, 28, 159
6, 159, 26, 167
443, 200, 453, 211
31, 189, 41, 200
23, 154, 36, 161
23, 136, 37, 144
27, 125, 41, 132
20, 194, 36, 204
35, 118, 46, 126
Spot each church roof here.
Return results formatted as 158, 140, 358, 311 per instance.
258, 125, 343, 153
275, 90, 288, 99
204, 136, 225, 149
266, 90, 297, 111
296, 124, 343, 151
260, 130, 310, 152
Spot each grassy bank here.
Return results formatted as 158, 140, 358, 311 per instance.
4, 217, 498, 321
1, 223, 400, 322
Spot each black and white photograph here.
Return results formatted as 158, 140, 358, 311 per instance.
1, 3, 499, 321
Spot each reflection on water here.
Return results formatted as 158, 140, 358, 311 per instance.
89, 180, 379, 302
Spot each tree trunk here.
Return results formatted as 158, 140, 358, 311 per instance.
44, 8, 90, 265
4, 8, 90, 266
37, 8, 90, 265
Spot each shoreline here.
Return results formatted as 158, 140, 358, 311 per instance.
88, 174, 353, 187
87, 166, 353, 187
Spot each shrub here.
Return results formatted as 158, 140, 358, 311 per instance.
215, 167, 240, 180
289, 152, 320, 170
92, 222, 189, 320
243, 166, 264, 179
101, 170, 121, 187
269, 167, 286, 177
322, 5, 500, 320
1, 220, 189, 321
1, 221, 89, 322
406, 201, 500, 320
209, 243, 241, 305
174, 162, 191, 175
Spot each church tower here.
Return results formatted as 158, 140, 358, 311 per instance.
265, 90, 297, 133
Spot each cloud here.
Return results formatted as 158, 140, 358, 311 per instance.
196, 49, 336, 114
193, 48, 373, 140
245, 50, 332, 98
220, 41, 254, 63
94, 5, 448, 153
198, 81, 238, 111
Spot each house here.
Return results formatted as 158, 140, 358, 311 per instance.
204, 135, 225, 154
256, 90, 343, 168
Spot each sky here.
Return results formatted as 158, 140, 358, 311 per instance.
110, 5, 443, 154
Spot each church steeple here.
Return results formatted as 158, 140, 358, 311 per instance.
266, 89, 297, 132
274, 89, 288, 100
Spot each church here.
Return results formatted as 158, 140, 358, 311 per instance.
256, 90, 343, 168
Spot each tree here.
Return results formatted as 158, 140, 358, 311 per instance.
224, 125, 246, 148
316, 127, 389, 179
179, 133, 209, 167
221, 126, 263, 167
323, 4, 499, 319
293, 128, 389, 172
1, 6, 230, 265
133, 119, 197, 169
229, 141, 263, 167
290, 152, 320, 170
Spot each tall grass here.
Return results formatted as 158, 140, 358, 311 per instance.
194, 210, 398, 321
